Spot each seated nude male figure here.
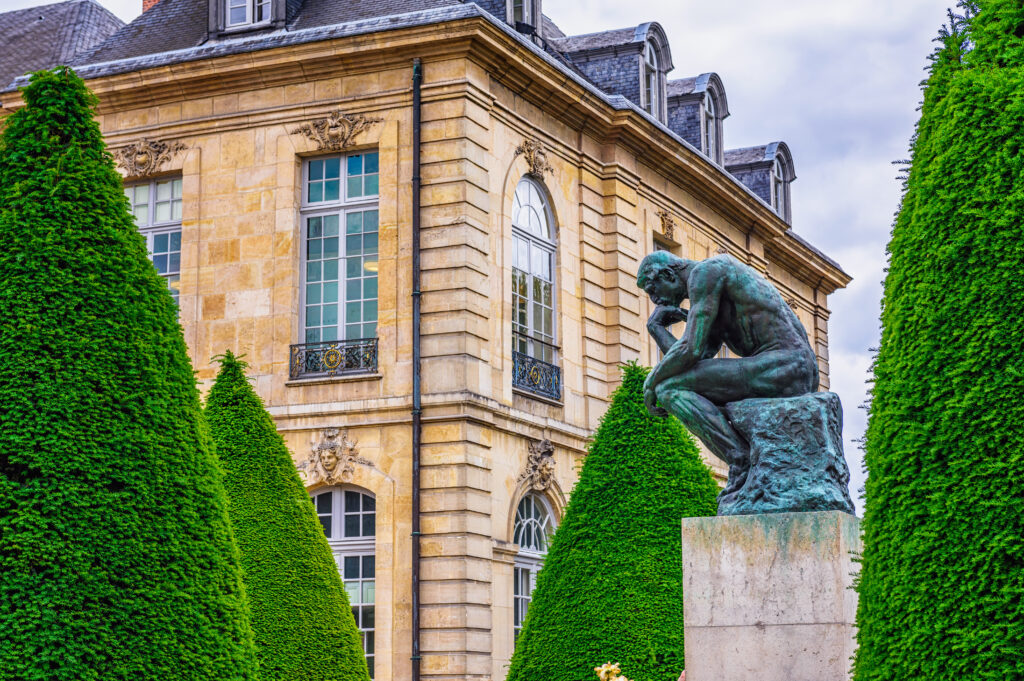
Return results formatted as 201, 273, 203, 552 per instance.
638, 251, 819, 495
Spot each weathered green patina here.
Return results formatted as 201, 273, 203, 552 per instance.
637, 252, 854, 515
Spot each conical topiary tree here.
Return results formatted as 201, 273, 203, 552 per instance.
854, 2, 1024, 679
205, 352, 371, 681
506, 362, 720, 681
0, 68, 257, 680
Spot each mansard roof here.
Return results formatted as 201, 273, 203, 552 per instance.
0, 0, 122, 89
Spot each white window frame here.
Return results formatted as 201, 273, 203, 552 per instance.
300, 151, 380, 345
511, 177, 558, 364
512, 0, 532, 24
703, 93, 717, 162
125, 177, 183, 305
513, 494, 556, 639
643, 40, 660, 118
225, 0, 271, 28
313, 487, 377, 678
772, 158, 787, 218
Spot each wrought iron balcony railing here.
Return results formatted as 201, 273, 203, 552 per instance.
512, 334, 562, 401
289, 338, 378, 380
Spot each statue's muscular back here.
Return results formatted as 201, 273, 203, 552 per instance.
690, 255, 817, 368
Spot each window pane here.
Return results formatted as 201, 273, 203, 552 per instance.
363, 555, 375, 577
323, 260, 338, 280
324, 214, 339, 236
345, 514, 360, 537
324, 180, 340, 202
364, 175, 378, 196
344, 556, 360, 578
365, 153, 379, 174
345, 491, 360, 509
362, 513, 375, 536
323, 281, 338, 303
306, 284, 321, 304
319, 516, 331, 536
308, 183, 323, 203
362, 582, 375, 602
310, 160, 324, 181
325, 157, 341, 178
347, 155, 362, 176
323, 237, 339, 259
347, 177, 361, 198
322, 304, 338, 326
306, 261, 321, 283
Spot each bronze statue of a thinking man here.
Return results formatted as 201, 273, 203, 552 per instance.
638, 251, 819, 495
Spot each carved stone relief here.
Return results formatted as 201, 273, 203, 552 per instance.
514, 138, 554, 177
518, 438, 556, 492
114, 138, 188, 177
656, 209, 676, 241
290, 110, 383, 151
297, 428, 372, 487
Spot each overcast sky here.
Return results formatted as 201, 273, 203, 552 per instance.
8, 0, 954, 512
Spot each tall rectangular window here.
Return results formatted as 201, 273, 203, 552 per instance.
125, 177, 183, 305
302, 152, 380, 344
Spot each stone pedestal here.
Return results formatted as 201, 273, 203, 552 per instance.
681, 511, 861, 681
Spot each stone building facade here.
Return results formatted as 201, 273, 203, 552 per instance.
0, 1, 849, 680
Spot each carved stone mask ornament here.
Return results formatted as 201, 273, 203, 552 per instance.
291, 110, 383, 151
518, 438, 556, 492
656, 209, 676, 241
114, 138, 188, 177
515, 138, 554, 177
297, 427, 372, 486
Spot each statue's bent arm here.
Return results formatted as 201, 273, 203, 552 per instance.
649, 265, 723, 389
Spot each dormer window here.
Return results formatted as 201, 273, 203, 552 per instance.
703, 94, 717, 161
772, 158, 787, 218
644, 40, 660, 118
226, 0, 270, 27
512, 0, 531, 24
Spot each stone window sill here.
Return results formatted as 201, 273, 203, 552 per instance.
286, 373, 382, 388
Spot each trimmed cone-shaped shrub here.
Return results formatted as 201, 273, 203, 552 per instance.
205, 352, 371, 681
507, 362, 719, 681
0, 68, 257, 679
855, 3, 1024, 679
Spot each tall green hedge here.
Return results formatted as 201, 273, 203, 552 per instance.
506, 362, 719, 681
854, 2, 1024, 679
206, 352, 370, 681
0, 68, 257, 680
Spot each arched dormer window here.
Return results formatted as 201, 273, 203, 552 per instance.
703, 93, 717, 162
512, 177, 560, 400
772, 157, 787, 220
513, 493, 556, 638
644, 39, 660, 118
313, 487, 377, 677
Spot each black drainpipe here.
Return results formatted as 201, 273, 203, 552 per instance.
411, 56, 423, 681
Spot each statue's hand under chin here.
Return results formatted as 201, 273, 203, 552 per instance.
648, 304, 688, 329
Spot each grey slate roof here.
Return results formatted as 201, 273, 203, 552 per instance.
549, 26, 636, 53
725, 144, 772, 167
667, 76, 697, 98
0, 0, 122, 89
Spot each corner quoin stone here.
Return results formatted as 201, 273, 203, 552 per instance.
720, 392, 855, 516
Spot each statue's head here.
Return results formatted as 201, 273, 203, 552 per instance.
637, 251, 688, 306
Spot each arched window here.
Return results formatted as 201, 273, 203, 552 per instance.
513, 494, 556, 638
703, 94, 717, 162
772, 158, 787, 218
313, 487, 377, 678
511, 177, 560, 399
644, 40, 660, 117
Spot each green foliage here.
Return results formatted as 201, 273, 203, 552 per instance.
0, 68, 257, 680
205, 352, 371, 681
854, 3, 1024, 679
507, 362, 719, 681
